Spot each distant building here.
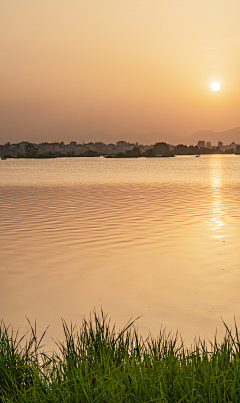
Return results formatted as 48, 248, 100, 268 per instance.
223, 142, 237, 151
116, 141, 135, 151
38, 142, 50, 153
48, 143, 61, 152
197, 141, 205, 147
106, 144, 116, 150
38, 142, 62, 153
94, 142, 106, 150
67, 142, 78, 151
116, 141, 128, 148
9, 143, 20, 152
75, 145, 86, 153
217, 141, 238, 152
206, 141, 211, 147
19, 141, 29, 150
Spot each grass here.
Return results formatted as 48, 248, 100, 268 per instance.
1, 310, 240, 402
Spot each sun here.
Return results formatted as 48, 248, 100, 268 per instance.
211, 82, 220, 91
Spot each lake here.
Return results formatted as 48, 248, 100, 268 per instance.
1, 155, 240, 348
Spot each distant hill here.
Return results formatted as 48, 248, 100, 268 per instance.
68, 128, 240, 147
186, 127, 240, 146
2, 127, 240, 147
119, 127, 240, 146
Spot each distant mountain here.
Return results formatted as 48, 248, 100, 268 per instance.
2, 127, 240, 147
125, 127, 240, 146
187, 127, 240, 146
71, 128, 240, 147
70, 128, 240, 146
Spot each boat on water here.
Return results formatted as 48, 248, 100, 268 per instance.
195, 155, 200, 157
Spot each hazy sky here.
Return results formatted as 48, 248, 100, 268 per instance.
1, 0, 240, 144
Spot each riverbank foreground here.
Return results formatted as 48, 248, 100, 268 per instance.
1, 310, 240, 402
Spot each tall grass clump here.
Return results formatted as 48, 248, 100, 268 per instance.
1, 311, 240, 402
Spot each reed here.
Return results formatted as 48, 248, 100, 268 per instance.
1, 310, 240, 402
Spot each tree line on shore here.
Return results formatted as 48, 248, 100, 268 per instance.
2, 142, 240, 159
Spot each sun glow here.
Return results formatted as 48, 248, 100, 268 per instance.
211, 82, 220, 91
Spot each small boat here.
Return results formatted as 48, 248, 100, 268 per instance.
195, 155, 200, 157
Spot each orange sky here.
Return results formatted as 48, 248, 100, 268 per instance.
1, 0, 240, 144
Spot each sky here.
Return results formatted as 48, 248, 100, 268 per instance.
1, 0, 240, 144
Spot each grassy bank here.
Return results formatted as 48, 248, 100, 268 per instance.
1, 311, 240, 402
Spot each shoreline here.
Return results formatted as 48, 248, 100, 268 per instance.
2, 152, 240, 160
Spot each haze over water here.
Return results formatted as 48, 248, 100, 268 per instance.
1, 155, 240, 347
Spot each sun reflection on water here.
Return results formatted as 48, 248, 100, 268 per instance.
210, 156, 225, 238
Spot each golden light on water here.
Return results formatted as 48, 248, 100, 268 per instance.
2, 156, 240, 349
210, 156, 225, 238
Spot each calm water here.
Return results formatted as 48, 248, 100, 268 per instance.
1, 155, 240, 347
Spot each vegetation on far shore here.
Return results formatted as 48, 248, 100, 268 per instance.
2, 142, 240, 160
1, 310, 240, 402
2, 147, 100, 160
